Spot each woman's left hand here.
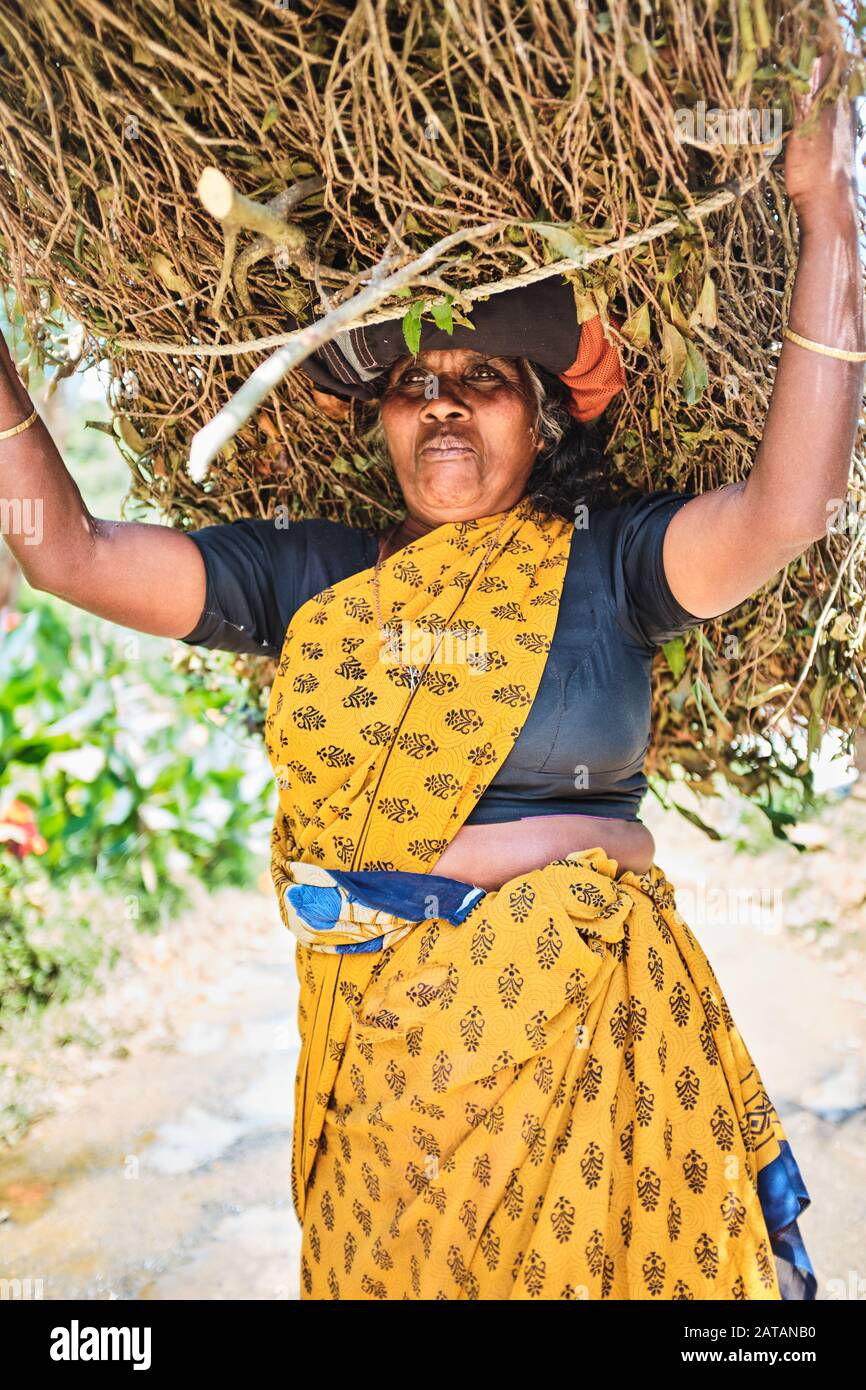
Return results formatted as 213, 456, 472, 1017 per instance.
784, 50, 860, 232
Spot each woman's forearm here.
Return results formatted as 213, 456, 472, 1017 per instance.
741, 204, 865, 544
0, 330, 97, 588
0, 327, 206, 638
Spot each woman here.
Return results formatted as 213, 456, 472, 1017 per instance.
1, 62, 862, 1300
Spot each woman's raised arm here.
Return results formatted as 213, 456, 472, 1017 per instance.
0, 328, 206, 639
660, 53, 866, 622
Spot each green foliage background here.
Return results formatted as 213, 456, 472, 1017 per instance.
0, 357, 273, 1016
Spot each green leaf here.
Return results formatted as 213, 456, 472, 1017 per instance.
528, 222, 588, 263
627, 43, 649, 76
662, 636, 687, 680
659, 246, 686, 284
734, 48, 759, 92
261, 103, 281, 133
752, 0, 772, 49
690, 273, 717, 330
681, 340, 708, 405
807, 708, 823, 759
807, 673, 828, 758
697, 676, 730, 726
738, 0, 756, 52
797, 41, 817, 78
401, 299, 427, 355
670, 801, 724, 841
660, 318, 687, 382
620, 302, 651, 350
430, 299, 454, 334
691, 679, 710, 737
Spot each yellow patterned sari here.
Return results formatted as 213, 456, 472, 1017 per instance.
263, 494, 814, 1300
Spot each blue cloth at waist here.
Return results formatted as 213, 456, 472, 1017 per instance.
326, 867, 486, 924
463, 797, 642, 825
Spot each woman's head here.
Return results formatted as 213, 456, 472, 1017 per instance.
368, 348, 611, 524
374, 348, 539, 524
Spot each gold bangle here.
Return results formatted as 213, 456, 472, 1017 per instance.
783, 326, 866, 362
0, 405, 39, 440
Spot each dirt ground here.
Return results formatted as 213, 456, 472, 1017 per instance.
1, 782, 865, 1301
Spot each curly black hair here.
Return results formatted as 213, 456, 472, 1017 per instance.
516, 360, 619, 519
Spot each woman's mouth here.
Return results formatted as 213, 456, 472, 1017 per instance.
420, 434, 477, 460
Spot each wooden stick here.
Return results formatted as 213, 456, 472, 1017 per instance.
197, 167, 309, 254
233, 176, 325, 312
187, 218, 507, 481
197, 167, 316, 318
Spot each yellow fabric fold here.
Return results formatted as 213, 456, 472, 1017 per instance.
293, 849, 791, 1299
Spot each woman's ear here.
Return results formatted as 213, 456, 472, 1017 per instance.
311, 386, 351, 422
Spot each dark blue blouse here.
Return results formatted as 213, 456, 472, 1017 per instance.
179, 491, 705, 822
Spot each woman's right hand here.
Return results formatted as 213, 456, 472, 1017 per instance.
784, 49, 860, 236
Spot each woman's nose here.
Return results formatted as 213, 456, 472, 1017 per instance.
419, 376, 472, 416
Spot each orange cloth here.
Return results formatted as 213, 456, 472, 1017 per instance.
558, 312, 626, 423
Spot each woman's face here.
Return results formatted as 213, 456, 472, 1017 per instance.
378, 349, 541, 524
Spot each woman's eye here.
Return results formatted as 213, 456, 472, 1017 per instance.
393, 364, 502, 389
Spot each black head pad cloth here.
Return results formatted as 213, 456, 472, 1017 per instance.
294, 275, 581, 403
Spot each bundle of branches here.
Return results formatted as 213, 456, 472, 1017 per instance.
0, 0, 865, 834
